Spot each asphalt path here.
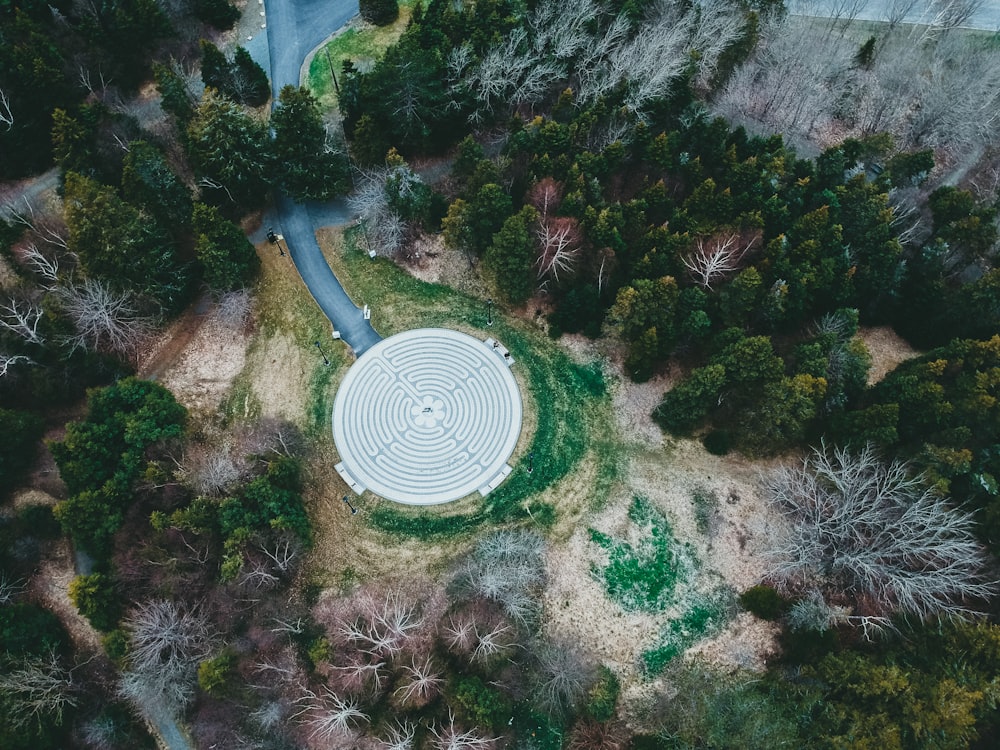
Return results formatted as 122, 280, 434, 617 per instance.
790, 0, 1000, 31
264, 0, 382, 356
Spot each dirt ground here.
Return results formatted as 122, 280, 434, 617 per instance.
859, 325, 922, 383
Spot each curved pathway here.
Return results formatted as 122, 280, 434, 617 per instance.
264, 0, 382, 356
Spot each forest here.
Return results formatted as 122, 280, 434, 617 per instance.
2, 0, 1000, 748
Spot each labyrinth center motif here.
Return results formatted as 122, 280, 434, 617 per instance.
332, 328, 523, 505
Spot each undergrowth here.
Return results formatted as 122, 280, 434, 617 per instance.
641, 587, 736, 674
589, 496, 696, 612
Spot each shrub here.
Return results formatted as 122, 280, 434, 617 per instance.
360, 0, 399, 26
450, 675, 511, 730
69, 573, 122, 632
702, 430, 731, 455
584, 665, 620, 722
198, 650, 236, 696
739, 585, 788, 620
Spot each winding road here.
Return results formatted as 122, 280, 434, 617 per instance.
264, 0, 382, 356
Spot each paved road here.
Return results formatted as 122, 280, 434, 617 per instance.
790, 0, 1000, 31
264, 0, 382, 356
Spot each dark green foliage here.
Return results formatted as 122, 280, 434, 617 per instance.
69, 572, 122, 631
197, 649, 237, 696
654, 364, 726, 433
232, 47, 270, 107
192, 0, 240, 29
360, 0, 399, 26
0, 602, 68, 656
647, 662, 800, 749
885, 149, 934, 187
0, 408, 43, 500
121, 141, 193, 231
443, 183, 514, 258
449, 675, 512, 730
218, 456, 310, 543
192, 203, 260, 290
49, 378, 185, 556
63, 171, 190, 309
187, 89, 271, 209
0, 11, 78, 177
153, 61, 196, 125
77, 0, 173, 89
17, 504, 61, 539
272, 85, 350, 201
200, 40, 232, 93
701, 430, 730, 455
739, 585, 787, 620
779, 622, 1000, 749
854, 35, 877, 69
548, 284, 605, 338
839, 336, 1000, 554
484, 206, 538, 304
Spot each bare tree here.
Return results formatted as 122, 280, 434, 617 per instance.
348, 166, 410, 257
681, 231, 758, 290
471, 622, 514, 664
532, 638, 596, 718
535, 216, 583, 282
0, 87, 12, 130
377, 719, 417, 750
216, 288, 254, 330
293, 686, 369, 740
429, 712, 497, 750
394, 654, 443, 706
55, 278, 153, 359
0, 353, 35, 378
0, 572, 26, 604
0, 650, 78, 729
21, 243, 62, 286
453, 530, 547, 628
119, 600, 213, 718
765, 443, 998, 624
0, 295, 45, 346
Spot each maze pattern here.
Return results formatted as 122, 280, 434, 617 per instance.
332, 328, 523, 505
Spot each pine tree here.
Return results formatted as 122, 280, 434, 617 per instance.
271, 85, 350, 201
360, 0, 399, 26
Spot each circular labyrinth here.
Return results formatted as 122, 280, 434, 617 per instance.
332, 328, 523, 505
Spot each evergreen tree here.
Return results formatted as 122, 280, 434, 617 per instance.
232, 47, 270, 106
192, 203, 260, 290
484, 206, 538, 305
271, 85, 350, 201
121, 141, 192, 231
360, 0, 399, 26
186, 89, 271, 209
192, 0, 240, 30
199, 40, 232, 94
153, 61, 196, 126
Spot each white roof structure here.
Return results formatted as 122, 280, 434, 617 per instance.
332, 328, 523, 505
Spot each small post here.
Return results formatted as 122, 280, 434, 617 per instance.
486, 298, 493, 327
325, 49, 341, 97
314, 340, 331, 366
343, 495, 358, 514
527, 451, 534, 474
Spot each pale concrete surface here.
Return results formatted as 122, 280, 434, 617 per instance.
333, 329, 523, 505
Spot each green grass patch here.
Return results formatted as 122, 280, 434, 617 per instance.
306, 1, 418, 109
321, 228, 620, 538
641, 587, 736, 674
589, 496, 696, 613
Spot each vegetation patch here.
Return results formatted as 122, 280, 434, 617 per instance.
306, 0, 418, 108
589, 495, 695, 612
641, 587, 736, 674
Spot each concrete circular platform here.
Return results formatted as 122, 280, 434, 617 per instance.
332, 328, 523, 505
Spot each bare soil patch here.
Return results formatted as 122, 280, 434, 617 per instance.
859, 325, 922, 384
140, 295, 251, 417
28, 538, 104, 655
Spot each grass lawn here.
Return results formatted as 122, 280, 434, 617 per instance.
305, 1, 419, 110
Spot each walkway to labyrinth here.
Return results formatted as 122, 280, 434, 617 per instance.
333, 328, 523, 505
